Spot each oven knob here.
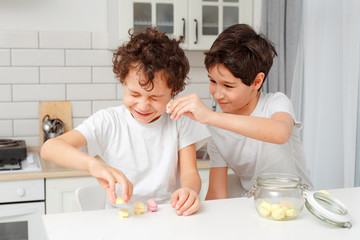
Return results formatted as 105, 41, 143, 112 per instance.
16, 188, 25, 197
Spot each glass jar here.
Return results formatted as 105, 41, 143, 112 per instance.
246, 173, 308, 221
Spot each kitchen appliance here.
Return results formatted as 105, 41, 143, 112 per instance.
0, 179, 45, 240
39, 101, 72, 146
0, 140, 45, 239
42, 115, 65, 143
0, 139, 42, 173
0, 139, 27, 171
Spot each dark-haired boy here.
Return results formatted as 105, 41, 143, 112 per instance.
167, 24, 313, 199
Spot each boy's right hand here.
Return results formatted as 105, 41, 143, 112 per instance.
166, 94, 213, 124
87, 158, 133, 204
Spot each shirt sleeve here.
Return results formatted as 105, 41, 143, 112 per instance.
208, 137, 228, 168
177, 116, 211, 151
75, 109, 111, 157
267, 92, 302, 128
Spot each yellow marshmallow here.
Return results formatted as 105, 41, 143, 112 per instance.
118, 208, 129, 218
259, 200, 272, 211
271, 207, 285, 220
285, 208, 297, 217
116, 196, 125, 204
133, 202, 146, 214
258, 206, 271, 217
270, 204, 281, 211
318, 190, 329, 195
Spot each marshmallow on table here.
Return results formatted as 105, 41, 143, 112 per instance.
133, 202, 146, 214
118, 209, 129, 218
147, 199, 158, 212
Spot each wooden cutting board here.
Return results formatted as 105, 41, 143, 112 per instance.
39, 101, 72, 146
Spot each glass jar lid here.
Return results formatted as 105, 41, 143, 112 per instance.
256, 173, 303, 189
246, 173, 308, 198
305, 192, 352, 228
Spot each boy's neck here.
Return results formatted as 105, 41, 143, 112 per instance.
236, 91, 261, 116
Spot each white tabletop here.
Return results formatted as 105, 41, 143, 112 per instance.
42, 187, 359, 240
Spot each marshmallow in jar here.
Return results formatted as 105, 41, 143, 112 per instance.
246, 173, 308, 221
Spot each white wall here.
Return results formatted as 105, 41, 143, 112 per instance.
0, 1, 215, 146
0, 0, 107, 32
0, 0, 258, 146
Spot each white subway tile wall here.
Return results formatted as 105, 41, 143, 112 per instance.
0, 31, 212, 146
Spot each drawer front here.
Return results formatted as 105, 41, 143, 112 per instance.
0, 179, 44, 203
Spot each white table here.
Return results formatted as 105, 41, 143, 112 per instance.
42, 187, 359, 240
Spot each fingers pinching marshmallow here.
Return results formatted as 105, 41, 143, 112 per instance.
116, 196, 125, 204
147, 199, 158, 212
133, 202, 146, 214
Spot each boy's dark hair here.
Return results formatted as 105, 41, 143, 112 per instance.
204, 24, 277, 88
113, 27, 189, 97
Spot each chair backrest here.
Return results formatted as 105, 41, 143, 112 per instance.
227, 173, 244, 198
75, 185, 106, 211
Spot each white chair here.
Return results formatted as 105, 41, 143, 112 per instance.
227, 173, 244, 198
75, 185, 106, 211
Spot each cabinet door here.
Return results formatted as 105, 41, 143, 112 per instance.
108, 0, 187, 49
188, 0, 253, 50
45, 176, 98, 214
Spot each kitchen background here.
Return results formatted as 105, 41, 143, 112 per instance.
1, 0, 360, 192
0, 0, 260, 147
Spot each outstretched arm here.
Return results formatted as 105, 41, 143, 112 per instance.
40, 130, 133, 204
166, 94, 294, 144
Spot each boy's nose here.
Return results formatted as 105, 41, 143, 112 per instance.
137, 98, 150, 111
213, 88, 225, 100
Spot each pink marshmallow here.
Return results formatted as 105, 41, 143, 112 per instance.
147, 199, 158, 212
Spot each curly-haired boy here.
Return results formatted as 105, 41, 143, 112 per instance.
41, 27, 210, 216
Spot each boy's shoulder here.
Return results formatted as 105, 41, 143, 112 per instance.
89, 105, 127, 122
259, 91, 291, 106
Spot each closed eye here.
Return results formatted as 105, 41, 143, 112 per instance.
209, 79, 216, 84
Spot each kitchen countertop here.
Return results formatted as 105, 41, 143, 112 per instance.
43, 187, 360, 240
0, 147, 210, 181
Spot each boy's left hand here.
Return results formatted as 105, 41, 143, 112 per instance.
171, 187, 200, 216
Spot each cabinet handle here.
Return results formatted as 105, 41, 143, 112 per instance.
0, 205, 38, 218
182, 18, 186, 39
194, 19, 198, 44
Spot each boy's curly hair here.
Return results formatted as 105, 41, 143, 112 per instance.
204, 24, 277, 89
113, 27, 189, 98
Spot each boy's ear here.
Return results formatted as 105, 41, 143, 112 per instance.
253, 72, 265, 90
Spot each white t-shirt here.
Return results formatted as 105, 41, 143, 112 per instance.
76, 105, 210, 206
208, 92, 313, 194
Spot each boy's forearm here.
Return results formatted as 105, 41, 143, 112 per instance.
40, 138, 94, 172
207, 112, 293, 144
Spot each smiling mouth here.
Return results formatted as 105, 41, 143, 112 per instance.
218, 102, 229, 105
134, 109, 152, 117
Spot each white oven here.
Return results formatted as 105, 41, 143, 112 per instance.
0, 152, 46, 240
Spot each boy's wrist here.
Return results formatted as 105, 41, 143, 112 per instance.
205, 110, 219, 126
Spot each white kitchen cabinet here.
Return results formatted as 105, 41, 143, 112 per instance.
45, 176, 98, 214
108, 0, 253, 50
